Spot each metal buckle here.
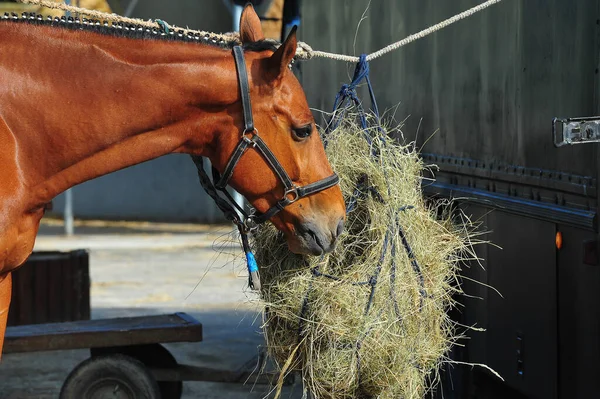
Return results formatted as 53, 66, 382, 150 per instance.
242, 128, 258, 147
242, 127, 258, 138
283, 186, 300, 204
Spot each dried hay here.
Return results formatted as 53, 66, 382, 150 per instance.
252, 118, 478, 398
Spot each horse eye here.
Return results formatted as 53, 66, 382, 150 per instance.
293, 125, 312, 140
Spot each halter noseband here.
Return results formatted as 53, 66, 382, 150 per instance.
191, 45, 339, 289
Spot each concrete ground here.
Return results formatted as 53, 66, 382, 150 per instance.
0, 220, 305, 399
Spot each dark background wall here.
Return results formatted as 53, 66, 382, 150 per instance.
299, 0, 600, 176
298, 2, 600, 398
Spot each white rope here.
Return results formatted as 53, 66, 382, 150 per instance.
17, 0, 504, 63
296, 0, 504, 61
367, 0, 503, 61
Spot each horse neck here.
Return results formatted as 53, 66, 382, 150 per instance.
0, 22, 241, 207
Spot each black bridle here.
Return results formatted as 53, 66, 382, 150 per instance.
191, 45, 339, 289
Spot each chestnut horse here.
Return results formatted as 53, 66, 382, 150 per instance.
0, 6, 345, 355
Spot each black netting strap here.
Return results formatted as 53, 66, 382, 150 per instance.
297, 279, 314, 343
364, 228, 391, 316
389, 233, 402, 322
396, 215, 427, 311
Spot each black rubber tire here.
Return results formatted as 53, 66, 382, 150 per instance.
91, 344, 183, 399
59, 354, 161, 399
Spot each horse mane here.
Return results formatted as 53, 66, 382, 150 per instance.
0, 12, 279, 52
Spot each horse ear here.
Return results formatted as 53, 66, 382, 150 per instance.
239, 4, 265, 44
266, 26, 297, 80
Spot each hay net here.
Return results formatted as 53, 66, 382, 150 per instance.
250, 55, 477, 398
252, 119, 476, 398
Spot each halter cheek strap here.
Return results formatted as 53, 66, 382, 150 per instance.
233, 46, 254, 133
215, 46, 339, 224
192, 45, 340, 290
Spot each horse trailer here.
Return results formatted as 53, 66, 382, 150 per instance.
300, 1, 600, 398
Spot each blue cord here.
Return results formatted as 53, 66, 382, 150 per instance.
245, 251, 259, 273
155, 19, 170, 34
326, 54, 382, 136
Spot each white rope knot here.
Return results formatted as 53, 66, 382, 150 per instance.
296, 41, 314, 60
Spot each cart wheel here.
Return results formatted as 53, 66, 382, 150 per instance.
59, 354, 160, 399
91, 344, 183, 399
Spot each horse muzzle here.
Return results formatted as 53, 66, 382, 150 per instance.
289, 217, 345, 255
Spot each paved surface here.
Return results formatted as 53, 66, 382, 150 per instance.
0, 221, 304, 399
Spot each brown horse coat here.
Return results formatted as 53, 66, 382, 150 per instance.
0, 6, 345, 356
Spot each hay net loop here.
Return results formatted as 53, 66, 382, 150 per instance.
325, 54, 381, 141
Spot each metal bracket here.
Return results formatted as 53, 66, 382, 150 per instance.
553, 116, 600, 147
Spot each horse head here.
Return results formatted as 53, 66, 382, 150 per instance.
209, 6, 346, 255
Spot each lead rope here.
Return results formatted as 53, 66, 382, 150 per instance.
296, 0, 505, 62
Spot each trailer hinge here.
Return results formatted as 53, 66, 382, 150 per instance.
553, 116, 600, 147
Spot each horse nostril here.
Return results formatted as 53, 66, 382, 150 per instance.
335, 219, 345, 238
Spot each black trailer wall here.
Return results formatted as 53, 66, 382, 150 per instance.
299, 0, 599, 176
298, 1, 600, 398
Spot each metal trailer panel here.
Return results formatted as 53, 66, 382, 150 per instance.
299, 0, 599, 177
458, 205, 558, 399
300, 2, 600, 398
556, 225, 600, 398
455, 209, 600, 399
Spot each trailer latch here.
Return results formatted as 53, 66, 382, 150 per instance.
553, 116, 600, 147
